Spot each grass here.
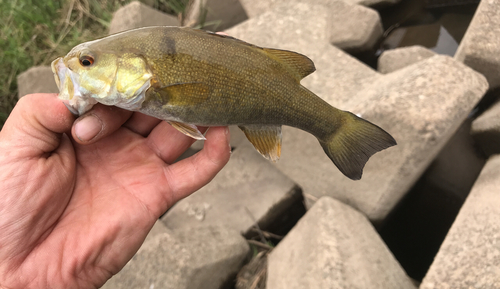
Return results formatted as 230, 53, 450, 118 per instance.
0, 0, 189, 129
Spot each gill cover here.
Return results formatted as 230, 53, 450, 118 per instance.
51, 44, 153, 115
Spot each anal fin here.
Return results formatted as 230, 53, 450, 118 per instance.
169, 121, 206, 140
239, 125, 282, 162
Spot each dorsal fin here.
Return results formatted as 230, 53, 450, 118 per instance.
263, 48, 316, 81
198, 29, 316, 81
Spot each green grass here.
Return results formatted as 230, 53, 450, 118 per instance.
0, 0, 189, 129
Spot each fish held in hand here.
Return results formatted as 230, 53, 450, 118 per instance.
51, 26, 396, 180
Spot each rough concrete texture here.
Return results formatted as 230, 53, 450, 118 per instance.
423, 119, 486, 201
162, 143, 302, 234
184, 0, 248, 31
109, 1, 179, 34
267, 197, 416, 289
378, 45, 436, 74
17, 66, 58, 98
455, 0, 500, 90
279, 56, 487, 222
421, 154, 500, 289
327, 0, 383, 53
102, 224, 249, 289
225, 2, 381, 107
471, 100, 500, 156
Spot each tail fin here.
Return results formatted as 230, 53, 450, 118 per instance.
319, 112, 396, 180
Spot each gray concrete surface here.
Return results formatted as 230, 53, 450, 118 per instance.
162, 143, 302, 234
267, 197, 416, 289
421, 154, 500, 289
455, 0, 500, 90
17, 66, 58, 98
102, 223, 249, 289
109, 1, 179, 34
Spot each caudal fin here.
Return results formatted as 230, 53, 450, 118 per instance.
319, 112, 396, 180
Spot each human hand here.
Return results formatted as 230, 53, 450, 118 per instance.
0, 93, 231, 288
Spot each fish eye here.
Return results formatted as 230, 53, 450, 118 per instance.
79, 55, 94, 67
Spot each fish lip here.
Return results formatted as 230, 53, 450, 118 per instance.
51, 56, 96, 116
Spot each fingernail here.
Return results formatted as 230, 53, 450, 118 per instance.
225, 127, 230, 141
75, 115, 102, 141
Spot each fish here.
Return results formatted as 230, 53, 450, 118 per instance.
51, 26, 396, 180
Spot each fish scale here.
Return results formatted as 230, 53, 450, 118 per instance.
51, 26, 396, 180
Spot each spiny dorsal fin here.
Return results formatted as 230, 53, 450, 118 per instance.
239, 125, 282, 162
263, 48, 316, 81
168, 121, 206, 140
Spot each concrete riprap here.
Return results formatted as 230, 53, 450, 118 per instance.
455, 0, 500, 90
267, 197, 416, 289
17, 66, 58, 98
327, 0, 383, 53
162, 143, 302, 234
109, 1, 179, 34
378, 46, 436, 74
471, 100, 500, 156
102, 223, 249, 289
421, 154, 500, 289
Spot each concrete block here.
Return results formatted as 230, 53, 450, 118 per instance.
109, 1, 179, 35
378, 45, 436, 74
102, 225, 249, 289
17, 66, 58, 98
184, 0, 248, 31
421, 154, 500, 289
276, 56, 487, 222
162, 143, 302, 234
239, 0, 401, 19
327, 0, 384, 53
455, 0, 500, 90
471, 100, 500, 156
423, 119, 486, 201
267, 197, 416, 289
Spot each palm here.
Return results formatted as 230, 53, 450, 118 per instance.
0, 96, 230, 289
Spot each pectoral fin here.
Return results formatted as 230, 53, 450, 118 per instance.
169, 121, 206, 140
239, 125, 282, 162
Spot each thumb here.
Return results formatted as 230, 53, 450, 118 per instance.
0, 93, 75, 157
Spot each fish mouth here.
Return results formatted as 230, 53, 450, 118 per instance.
51, 57, 97, 116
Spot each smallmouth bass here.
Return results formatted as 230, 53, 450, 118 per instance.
51, 26, 396, 180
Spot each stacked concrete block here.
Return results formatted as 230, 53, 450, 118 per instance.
184, 0, 248, 31
267, 197, 416, 289
455, 0, 500, 90
327, 0, 383, 53
109, 1, 179, 34
17, 66, 59, 98
378, 45, 436, 74
102, 222, 249, 289
162, 143, 302, 234
421, 154, 500, 289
